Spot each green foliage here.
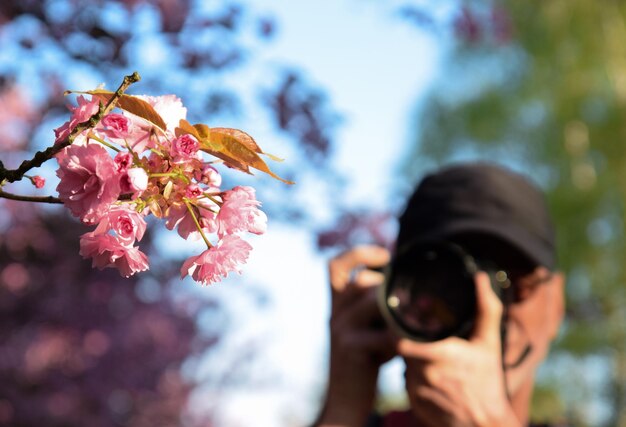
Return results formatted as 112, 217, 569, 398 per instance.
402, 1, 626, 425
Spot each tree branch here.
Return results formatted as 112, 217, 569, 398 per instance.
0, 71, 141, 185
0, 188, 63, 204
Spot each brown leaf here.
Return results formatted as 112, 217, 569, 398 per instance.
174, 122, 294, 184
208, 127, 293, 184
176, 121, 251, 173
89, 90, 167, 131
175, 119, 199, 138
212, 127, 285, 162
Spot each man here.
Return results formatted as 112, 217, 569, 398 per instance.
314, 162, 565, 427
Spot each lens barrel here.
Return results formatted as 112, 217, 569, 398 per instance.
379, 242, 501, 342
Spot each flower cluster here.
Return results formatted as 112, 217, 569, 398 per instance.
52, 91, 284, 285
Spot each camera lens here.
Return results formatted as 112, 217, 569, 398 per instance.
380, 242, 478, 341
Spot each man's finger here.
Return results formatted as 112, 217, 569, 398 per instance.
470, 271, 503, 349
331, 267, 386, 314
328, 245, 390, 292
396, 337, 461, 362
349, 268, 386, 289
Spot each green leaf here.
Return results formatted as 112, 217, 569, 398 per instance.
88, 90, 167, 131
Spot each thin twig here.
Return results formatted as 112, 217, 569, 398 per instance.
0, 71, 141, 184
184, 200, 213, 249
0, 188, 63, 204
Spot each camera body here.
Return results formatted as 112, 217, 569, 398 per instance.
377, 241, 511, 342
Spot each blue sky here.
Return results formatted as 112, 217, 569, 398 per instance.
253, 0, 443, 205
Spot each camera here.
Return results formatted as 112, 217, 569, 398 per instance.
377, 241, 512, 342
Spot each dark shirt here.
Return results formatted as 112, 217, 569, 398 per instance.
366, 410, 568, 427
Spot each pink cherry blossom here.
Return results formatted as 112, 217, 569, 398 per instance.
120, 167, 148, 196
93, 205, 147, 246
56, 142, 121, 224
114, 245, 150, 278
185, 183, 203, 199
165, 199, 218, 240
79, 232, 149, 278
125, 130, 152, 154
180, 235, 252, 285
46, 88, 276, 286
171, 134, 199, 160
114, 151, 133, 172
143, 94, 187, 132
32, 176, 45, 189
165, 204, 198, 239
118, 94, 187, 154
216, 186, 267, 236
100, 113, 132, 139
54, 96, 100, 145
195, 164, 222, 188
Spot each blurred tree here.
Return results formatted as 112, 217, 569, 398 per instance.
0, 203, 220, 426
399, 1, 626, 426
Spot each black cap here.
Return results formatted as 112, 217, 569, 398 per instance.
397, 162, 556, 270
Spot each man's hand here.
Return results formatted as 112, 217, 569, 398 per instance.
398, 272, 523, 427
316, 245, 396, 427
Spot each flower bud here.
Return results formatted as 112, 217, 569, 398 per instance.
32, 176, 45, 189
